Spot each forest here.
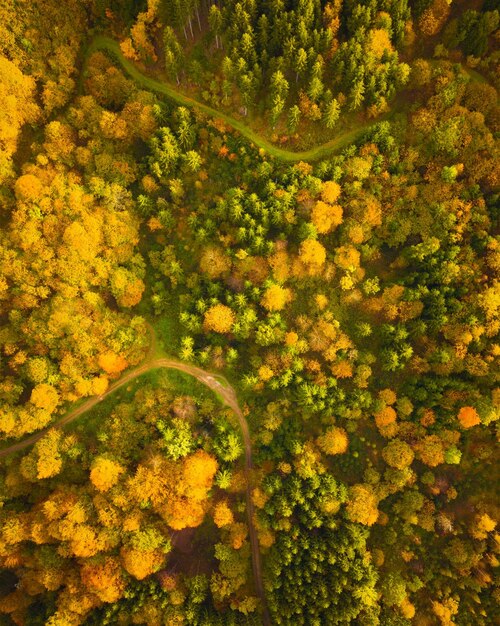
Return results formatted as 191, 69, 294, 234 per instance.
0, 0, 498, 624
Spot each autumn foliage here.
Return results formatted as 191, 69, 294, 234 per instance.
203, 304, 235, 333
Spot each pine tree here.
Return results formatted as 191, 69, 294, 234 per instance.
324, 98, 340, 129
287, 104, 301, 133
209, 5, 223, 49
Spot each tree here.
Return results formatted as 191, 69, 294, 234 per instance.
457, 406, 480, 429
317, 426, 348, 455
0, 55, 39, 183
349, 79, 365, 111
203, 304, 235, 334
415, 435, 445, 467
380, 573, 406, 607
295, 47, 308, 82
199, 247, 231, 278
321, 181, 341, 203
311, 201, 343, 234
184, 150, 202, 172
345, 484, 379, 526
14, 174, 44, 202
324, 98, 340, 129
81, 557, 125, 602
213, 501, 234, 528
98, 351, 128, 375
382, 439, 414, 469
287, 105, 301, 133
299, 239, 326, 269
34, 429, 63, 479
261, 284, 291, 312
90, 455, 124, 492
30, 384, 59, 414
157, 417, 195, 460
269, 70, 289, 124
209, 5, 223, 49
163, 26, 184, 84
110, 267, 145, 308
334, 245, 360, 271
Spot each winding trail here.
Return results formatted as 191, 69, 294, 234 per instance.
85, 35, 390, 163
0, 337, 271, 625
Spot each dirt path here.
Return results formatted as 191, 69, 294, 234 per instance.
0, 346, 271, 624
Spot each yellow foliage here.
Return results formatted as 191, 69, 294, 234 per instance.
346, 484, 379, 526
375, 406, 397, 428
299, 239, 326, 268
379, 389, 397, 405
90, 456, 124, 492
367, 28, 394, 59
30, 384, 59, 413
471, 513, 496, 540
15, 174, 44, 201
348, 224, 365, 244
203, 304, 235, 333
315, 294, 328, 310
69, 525, 101, 557
98, 351, 128, 375
293, 442, 325, 479
183, 450, 218, 500
121, 547, 165, 580
0, 55, 39, 182
110, 267, 145, 307
317, 426, 349, 455
230, 522, 248, 549
321, 180, 341, 203
252, 487, 269, 509
92, 376, 109, 396
81, 557, 125, 603
120, 38, 139, 61
269, 250, 290, 282
432, 598, 459, 626
419, 0, 450, 36
334, 245, 360, 270
213, 501, 234, 528
331, 360, 353, 378
415, 435, 445, 467
258, 365, 274, 381
311, 201, 343, 234
400, 598, 416, 619
261, 284, 291, 311
35, 429, 62, 479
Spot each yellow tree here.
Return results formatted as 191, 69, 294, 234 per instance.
311, 201, 343, 234
0, 55, 39, 182
80, 557, 126, 603
261, 284, 291, 312
203, 304, 235, 333
30, 384, 59, 414
35, 429, 63, 479
299, 239, 326, 275
213, 501, 234, 528
321, 181, 341, 203
346, 484, 379, 526
317, 426, 349, 455
90, 456, 124, 492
